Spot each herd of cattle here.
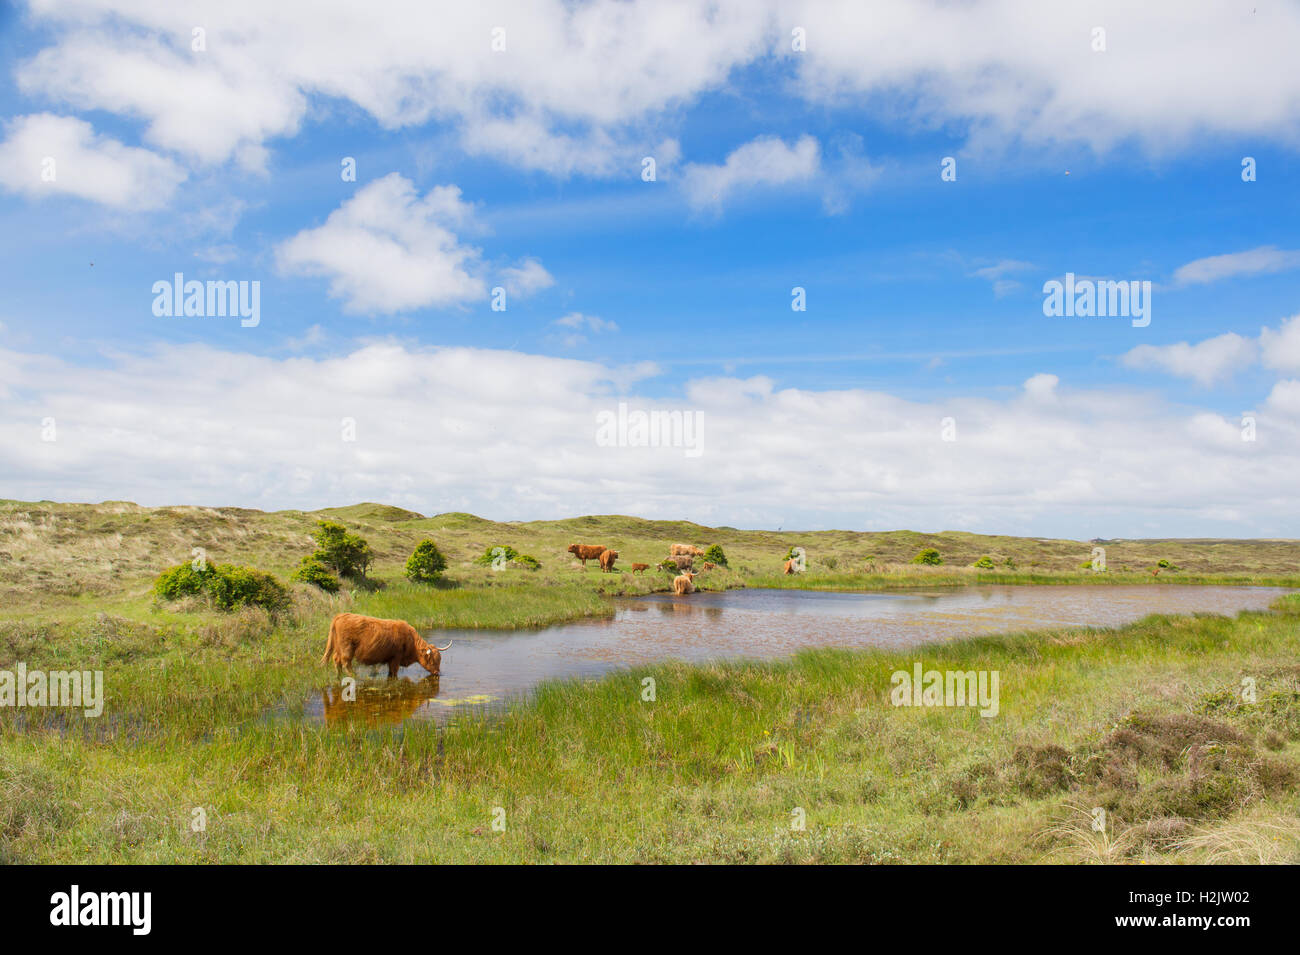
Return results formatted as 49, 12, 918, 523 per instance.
567, 541, 722, 595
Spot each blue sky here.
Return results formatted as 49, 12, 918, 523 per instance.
2, 1, 1299, 537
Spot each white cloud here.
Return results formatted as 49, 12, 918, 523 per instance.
501, 258, 555, 298
275, 174, 487, 314
1121, 333, 1258, 386
681, 135, 821, 210
1259, 314, 1300, 374
1172, 246, 1300, 287
3, 342, 1296, 536
973, 259, 1034, 297
553, 311, 618, 346
0, 113, 185, 209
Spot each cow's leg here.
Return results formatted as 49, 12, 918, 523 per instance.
387, 660, 399, 679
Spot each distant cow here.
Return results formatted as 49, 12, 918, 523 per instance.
701, 562, 716, 571
631, 563, 649, 574
672, 572, 697, 595
671, 543, 705, 558
665, 554, 694, 571
599, 548, 619, 572
321, 612, 452, 678
783, 559, 795, 575
568, 543, 608, 566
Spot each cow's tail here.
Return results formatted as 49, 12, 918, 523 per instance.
321, 617, 338, 664
434, 639, 453, 652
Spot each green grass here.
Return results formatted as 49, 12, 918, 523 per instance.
3, 499, 1299, 863
3, 592, 1299, 863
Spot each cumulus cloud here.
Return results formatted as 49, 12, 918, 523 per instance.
1120, 313, 1300, 385
2, 343, 1296, 536
1172, 246, 1300, 287
275, 174, 487, 313
1121, 333, 1259, 386
680, 135, 821, 210
1259, 314, 1300, 374
0, 113, 185, 209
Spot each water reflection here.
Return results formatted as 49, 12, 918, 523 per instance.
304, 584, 1289, 726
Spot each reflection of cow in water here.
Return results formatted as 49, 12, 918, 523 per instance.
320, 675, 442, 726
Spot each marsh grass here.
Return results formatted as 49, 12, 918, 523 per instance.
2, 591, 1298, 863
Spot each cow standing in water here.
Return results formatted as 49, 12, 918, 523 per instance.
321, 613, 452, 678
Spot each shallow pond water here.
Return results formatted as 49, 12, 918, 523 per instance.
304, 584, 1290, 726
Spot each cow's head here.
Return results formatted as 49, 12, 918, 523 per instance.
418, 645, 442, 676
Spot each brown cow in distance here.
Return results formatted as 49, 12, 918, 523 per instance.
701, 562, 716, 571
665, 554, 694, 571
321, 612, 452, 678
630, 563, 649, 574
599, 548, 619, 572
783, 559, 796, 575
672, 572, 698, 595
671, 543, 705, 557
568, 543, 608, 566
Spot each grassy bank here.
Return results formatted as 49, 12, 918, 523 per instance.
3, 593, 1298, 863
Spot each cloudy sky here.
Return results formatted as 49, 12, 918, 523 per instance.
1, 0, 1299, 537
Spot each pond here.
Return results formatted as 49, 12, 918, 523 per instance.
306, 584, 1289, 726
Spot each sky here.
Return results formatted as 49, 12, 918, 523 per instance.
1, 0, 1299, 538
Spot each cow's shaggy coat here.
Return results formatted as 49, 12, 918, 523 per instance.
321, 612, 452, 678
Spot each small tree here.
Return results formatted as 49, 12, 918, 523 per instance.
406, 539, 448, 583
973, 555, 995, 570
310, 520, 373, 579
912, 548, 943, 566
703, 544, 728, 567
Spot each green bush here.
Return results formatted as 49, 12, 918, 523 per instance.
912, 548, 943, 566
973, 555, 996, 570
703, 544, 729, 567
309, 520, 373, 579
292, 556, 340, 592
406, 539, 448, 583
473, 545, 541, 571
474, 545, 519, 567
154, 562, 289, 614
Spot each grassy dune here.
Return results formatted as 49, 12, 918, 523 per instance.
2, 499, 1299, 863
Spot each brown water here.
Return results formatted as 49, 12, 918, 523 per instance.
305, 585, 1289, 726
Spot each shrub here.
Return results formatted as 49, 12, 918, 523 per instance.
309, 520, 373, 579
973, 555, 996, 570
154, 562, 289, 614
406, 539, 448, 583
912, 548, 943, 566
474, 545, 519, 567
1003, 557, 1018, 569
473, 545, 540, 571
822, 556, 838, 571
292, 556, 340, 592
703, 544, 729, 567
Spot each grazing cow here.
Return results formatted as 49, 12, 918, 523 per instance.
783, 559, 795, 575
672, 572, 697, 595
670, 543, 706, 557
631, 563, 649, 574
568, 543, 608, 566
599, 548, 619, 572
665, 554, 694, 571
321, 612, 452, 678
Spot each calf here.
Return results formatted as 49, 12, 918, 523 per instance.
630, 563, 650, 574
599, 548, 619, 572
321, 612, 452, 678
